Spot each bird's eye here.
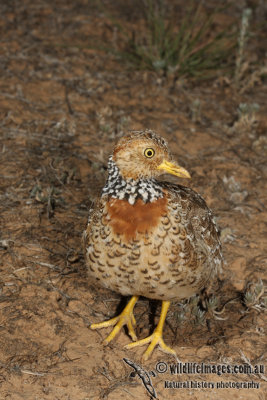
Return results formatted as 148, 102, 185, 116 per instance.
144, 148, 155, 158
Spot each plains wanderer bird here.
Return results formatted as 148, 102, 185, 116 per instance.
83, 130, 223, 360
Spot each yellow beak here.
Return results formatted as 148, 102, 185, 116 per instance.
157, 160, 191, 179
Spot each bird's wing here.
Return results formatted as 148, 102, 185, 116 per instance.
162, 182, 223, 275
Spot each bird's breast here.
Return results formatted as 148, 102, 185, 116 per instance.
105, 197, 168, 241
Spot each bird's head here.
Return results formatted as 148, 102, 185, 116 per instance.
112, 130, 191, 181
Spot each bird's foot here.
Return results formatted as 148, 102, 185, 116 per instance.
90, 295, 139, 343
125, 328, 176, 361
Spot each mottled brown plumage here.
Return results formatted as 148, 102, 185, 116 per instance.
83, 129, 223, 360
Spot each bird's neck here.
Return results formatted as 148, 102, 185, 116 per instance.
102, 157, 164, 205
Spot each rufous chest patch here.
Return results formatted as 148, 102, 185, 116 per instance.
106, 197, 167, 241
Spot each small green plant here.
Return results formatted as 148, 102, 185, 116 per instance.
233, 102, 260, 131
227, 102, 260, 135
114, 0, 236, 78
244, 279, 266, 312
205, 296, 227, 320
237, 102, 260, 118
192, 305, 206, 325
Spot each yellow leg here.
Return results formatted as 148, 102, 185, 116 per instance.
125, 300, 176, 361
91, 295, 139, 343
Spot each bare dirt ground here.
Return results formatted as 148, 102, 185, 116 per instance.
0, 1, 266, 399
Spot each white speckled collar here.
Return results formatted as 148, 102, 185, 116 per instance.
102, 156, 164, 205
